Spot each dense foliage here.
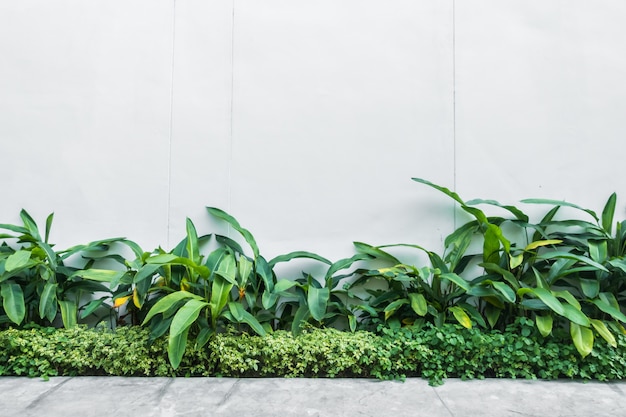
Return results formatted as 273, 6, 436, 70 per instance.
1, 320, 626, 386
2, 178, 626, 373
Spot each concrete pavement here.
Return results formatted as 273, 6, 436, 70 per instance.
1, 377, 625, 417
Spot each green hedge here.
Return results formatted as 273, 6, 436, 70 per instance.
2, 319, 626, 385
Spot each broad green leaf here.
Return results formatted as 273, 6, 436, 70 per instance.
1, 283, 25, 325
237, 255, 253, 287
465, 199, 529, 222
448, 306, 472, 329
38, 241, 58, 270
133, 264, 161, 284
274, 279, 297, 293
58, 300, 77, 328
308, 286, 329, 322
352, 242, 400, 265
5, 250, 32, 272
439, 272, 470, 291
509, 253, 524, 269
210, 275, 234, 327
206, 207, 259, 259
481, 263, 519, 290
552, 290, 581, 310
71, 269, 126, 283
168, 326, 190, 369
0, 223, 28, 234
185, 218, 200, 265
170, 299, 208, 338
588, 240, 608, 264
601, 193, 617, 235
39, 282, 58, 322
291, 304, 310, 336
570, 322, 594, 358
518, 287, 564, 316
408, 293, 427, 316
255, 255, 274, 293
590, 319, 617, 348
524, 239, 562, 251
537, 251, 608, 273
142, 291, 202, 325
348, 315, 357, 332
216, 252, 237, 285
20, 209, 42, 241
579, 278, 600, 299
269, 251, 332, 267
384, 299, 409, 321
491, 281, 516, 304
536, 314, 553, 337
325, 254, 370, 281
522, 198, 599, 222
227, 302, 266, 336
560, 303, 590, 327
262, 290, 279, 310
44, 213, 54, 244
592, 298, 626, 323
484, 304, 501, 328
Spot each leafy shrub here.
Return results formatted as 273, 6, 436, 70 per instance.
2, 322, 626, 385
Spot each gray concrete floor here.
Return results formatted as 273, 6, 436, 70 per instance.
1, 377, 625, 417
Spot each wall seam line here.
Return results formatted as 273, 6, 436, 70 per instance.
227, 0, 235, 237
452, 0, 457, 229
166, 0, 177, 248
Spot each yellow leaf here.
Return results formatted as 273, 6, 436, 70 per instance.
113, 295, 131, 308
133, 288, 142, 308
525, 239, 562, 251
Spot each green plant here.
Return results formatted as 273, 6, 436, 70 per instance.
0, 210, 125, 328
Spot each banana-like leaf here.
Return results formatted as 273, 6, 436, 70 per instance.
552, 290, 581, 310
590, 319, 617, 348
262, 291, 279, 310
20, 209, 42, 241
484, 304, 501, 328
601, 193, 617, 235
465, 199, 529, 222
348, 315, 357, 332
255, 255, 274, 293
5, 250, 32, 272
592, 298, 626, 323
522, 198, 599, 222
384, 299, 409, 321
291, 304, 310, 336
216, 252, 237, 285
227, 302, 266, 336
58, 300, 77, 328
206, 207, 259, 259
44, 213, 54, 244
210, 275, 234, 327
561, 303, 590, 327
185, 218, 200, 265
538, 251, 609, 273
408, 293, 427, 316
71, 269, 126, 283
142, 291, 202, 325
269, 251, 332, 267
439, 272, 470, 291
352, 242, 400, 265
448, 306, 472, 329
308, 286, 329, 322
536, 314, 553, 337
580, 278, 600, 299
39, 282, 58, 322
518, 288, 564, 316
170, 299, 208, 338
168, 326, 190, 369
133, 264, 161, 284
524, 239, 563, 251
237, 255, 253, 288
325, 254, 370, 281
570, 322, 594, 358
588, 240, 608, 264
1, 283, 25, 325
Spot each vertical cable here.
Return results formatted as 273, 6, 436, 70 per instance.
166, 0, 177, 248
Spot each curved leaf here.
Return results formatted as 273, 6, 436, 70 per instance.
1, 283, 25, 325
448, 306, 472, 329
536, 314, 553, 337
206, 207, 259, 259
590, 319, 617, 348
142, 291, 202, 325
570, 322, 594, 358
171, 299, 208, 338
408, 293, 427, 316
269, 251, 332, 267
308, 286, 329, 322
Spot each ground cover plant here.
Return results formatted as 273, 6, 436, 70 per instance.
2, 178, 626, 382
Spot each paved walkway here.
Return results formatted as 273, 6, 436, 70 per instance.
1, 377, 625, 417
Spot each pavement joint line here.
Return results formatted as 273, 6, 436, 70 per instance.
154, 378, 175, 406
215, 378, 241, 409
24, 376, 72, 411
432, 385, 455, 417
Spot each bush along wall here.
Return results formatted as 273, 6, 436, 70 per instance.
2, 178, 626, 381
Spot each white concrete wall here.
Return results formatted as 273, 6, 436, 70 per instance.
1, 1, 625, 261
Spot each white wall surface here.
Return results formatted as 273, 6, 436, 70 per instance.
1, 1, 625, 262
